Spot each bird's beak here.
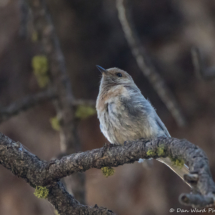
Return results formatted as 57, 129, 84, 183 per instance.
96, 65, 106, 74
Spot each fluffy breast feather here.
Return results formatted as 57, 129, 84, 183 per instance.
96, 85, 162, 144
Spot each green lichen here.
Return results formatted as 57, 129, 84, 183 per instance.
50, 116, 61, 131
75, 105, 96, 119
32, 55, 49, 88
146, 145, 184, 168
34, 186, 49, 199
157, 145, 166, 157
101, 167, 115, 177
146, 145, 166, 158
32, 55, 48, 74
146, 150, 156, 157
54, 210, 60, 215
170, 157, 185, 168
32, 31, 38, 42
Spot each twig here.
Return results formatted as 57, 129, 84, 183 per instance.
25, 0, 86, 204
116, 0, 186, 127
1, 132, 215, 209
191, 47, 205, 79
0, 89, 56, 123
19, 0, 29, 38
191, 47, 215, 80
0, 88, 95, 124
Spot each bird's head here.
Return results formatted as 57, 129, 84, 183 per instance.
96, 66, 134, 88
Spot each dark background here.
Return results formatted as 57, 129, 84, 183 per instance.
0, 0, 215, 214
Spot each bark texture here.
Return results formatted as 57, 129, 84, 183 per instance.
25, 0, 86, 203
0, 132, 215, 211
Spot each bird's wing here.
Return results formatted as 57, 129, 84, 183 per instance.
154, 113, 171, 137
154, 113, 190, 186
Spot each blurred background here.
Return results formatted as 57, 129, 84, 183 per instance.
0, 0, 215, 214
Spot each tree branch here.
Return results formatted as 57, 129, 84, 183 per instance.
19, 0, 29, 39
25, 0, 80, 153
0, 89, 56, 123
47, 182, 115, 215
0, 88, 95, 124
0, 133, 114, 215
25, 0, 89, 204
1, 132, 215, 209
116, 0, 186, 127
191, 47, 215, 80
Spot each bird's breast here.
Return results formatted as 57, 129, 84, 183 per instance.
96, 85, 129, 112
96, 85, 158, 144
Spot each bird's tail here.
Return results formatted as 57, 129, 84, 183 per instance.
156, 157, 190, 187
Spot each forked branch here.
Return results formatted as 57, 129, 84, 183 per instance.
0, 132, 215, 211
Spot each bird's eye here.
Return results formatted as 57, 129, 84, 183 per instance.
116, 73, 122, 77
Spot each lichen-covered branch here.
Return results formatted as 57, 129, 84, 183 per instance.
0, 133, 114, 215
191, 47, 215, 80
0, 88, 95, 124
116, 0, 186, 127
25, 0, 86, 203
25, 0, 79, 153
0, 89, 56, 123
1, 132, 215, 208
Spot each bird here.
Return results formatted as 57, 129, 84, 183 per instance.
96, 65, 189, 182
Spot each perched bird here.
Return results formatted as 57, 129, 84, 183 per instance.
96, 66, 189, 181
